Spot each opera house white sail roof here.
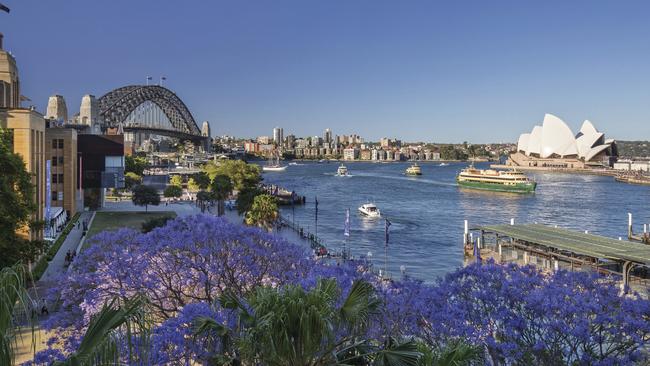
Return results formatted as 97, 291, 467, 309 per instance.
516, 114, 614, 162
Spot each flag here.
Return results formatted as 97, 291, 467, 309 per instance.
385, 218, 391, 247
344, 208, 350, 237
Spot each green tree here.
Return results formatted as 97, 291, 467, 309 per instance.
196, 190, 213, 213
187, 178, 200, 192
194, 279, 421, 366
210, 175, 234, 216
0, 130, 40, 268
125, 155, 148, 176
235, 186, 263, 215
191, 172, 211, 190
169, 175, 183, 187
124, 172, 142, 190
163, 185, 183, 200
203, 160, 261, 191
131, 185, 160, 212
244, 194, 278, 230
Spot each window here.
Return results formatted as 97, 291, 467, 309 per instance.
52, 139, 57, 149
58, 192, 64, 201
58, 174, 64, 183
58, 139, 64, 149
52, 191, 58, 201
51, 157, 57, 167
58, 156, 64, 165
51, 174, 57, 183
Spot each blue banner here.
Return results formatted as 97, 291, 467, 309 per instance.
45, 159, 51, 237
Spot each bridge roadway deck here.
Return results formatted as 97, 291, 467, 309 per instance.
473, 223, 650, 265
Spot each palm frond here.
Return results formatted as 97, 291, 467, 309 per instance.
339, 280, 377, 330
0, 264, 33, 366
53, 294, 150, 366
374, 338, 422, 366
431, 341, 483, 366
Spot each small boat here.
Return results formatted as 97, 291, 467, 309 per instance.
263, 154, 287, 172
439, 163, 449, 166
289, 162, 299, 166
456, 165, 536, 193
405, 163, 422, 176
336, 164, 349, 176
358, 203, 381, 218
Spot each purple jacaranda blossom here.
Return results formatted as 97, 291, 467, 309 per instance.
37, 215, 650, 365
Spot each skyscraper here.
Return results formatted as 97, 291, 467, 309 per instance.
273, 127, 283, 145
46, 95, 68, 122
323, 128, 332, 144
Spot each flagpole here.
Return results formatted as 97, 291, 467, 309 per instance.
315, 196, 318, 241
384, 218, 390, 279
341, 208, 350, 259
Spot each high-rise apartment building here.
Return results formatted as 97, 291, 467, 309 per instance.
323, 128, 332, 143
273, 127, 283, 145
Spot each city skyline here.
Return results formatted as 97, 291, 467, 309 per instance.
3, 1, 650, 142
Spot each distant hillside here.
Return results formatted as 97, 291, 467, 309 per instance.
616, 140, 650, 158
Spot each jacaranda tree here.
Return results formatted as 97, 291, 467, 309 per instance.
31, 215, 650, 366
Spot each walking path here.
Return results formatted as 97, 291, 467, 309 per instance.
40, 211, 94, 281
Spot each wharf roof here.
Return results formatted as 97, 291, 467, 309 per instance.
474, 223, 650, 265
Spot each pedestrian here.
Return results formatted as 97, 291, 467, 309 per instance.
40, 299, 49, 316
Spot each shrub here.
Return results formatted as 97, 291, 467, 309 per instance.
141, 215, 174, 233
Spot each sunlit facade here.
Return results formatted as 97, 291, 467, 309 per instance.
510, 114, 617, 168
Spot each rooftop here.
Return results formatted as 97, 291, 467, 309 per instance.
474, 223, 650, 265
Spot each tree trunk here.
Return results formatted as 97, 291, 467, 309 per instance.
218, 200, 225, 216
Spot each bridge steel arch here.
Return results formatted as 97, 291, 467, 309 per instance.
97, 85, 202, 137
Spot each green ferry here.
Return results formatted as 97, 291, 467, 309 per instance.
456, 166, 536, 193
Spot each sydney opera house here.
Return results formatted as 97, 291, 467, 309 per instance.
508, 114, 617, 169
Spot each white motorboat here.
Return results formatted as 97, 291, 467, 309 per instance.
439, 163, 449, 166
358, 203, 381, 218
336, 164, 349, 176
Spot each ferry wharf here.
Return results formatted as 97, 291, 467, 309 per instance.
463, 221, 650, 295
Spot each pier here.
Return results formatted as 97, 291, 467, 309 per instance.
464, 221, 650, 294
263, 184, 305, 205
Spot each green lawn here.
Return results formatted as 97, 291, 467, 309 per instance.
85, 211, 176, 247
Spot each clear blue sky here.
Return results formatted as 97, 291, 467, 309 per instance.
2, 0, 650, 142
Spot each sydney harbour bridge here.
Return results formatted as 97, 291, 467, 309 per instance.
97, 85, 207, 145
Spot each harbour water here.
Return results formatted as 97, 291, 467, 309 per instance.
262, 162, 650, 282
